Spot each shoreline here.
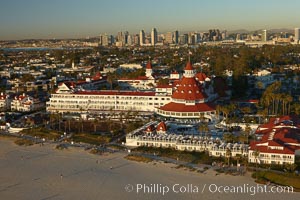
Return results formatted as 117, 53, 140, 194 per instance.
0, 138, 299, 200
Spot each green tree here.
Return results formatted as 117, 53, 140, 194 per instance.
226, 148, 231, 166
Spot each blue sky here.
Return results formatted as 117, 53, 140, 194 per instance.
1, 0, 300, 40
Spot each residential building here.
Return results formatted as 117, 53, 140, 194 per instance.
11, 94, 45, 112
249, 115, 300, 165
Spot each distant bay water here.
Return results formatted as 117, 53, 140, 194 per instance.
1, 47, 92, 52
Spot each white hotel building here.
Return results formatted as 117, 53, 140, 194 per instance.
47, 86, 171, 113
47, 62, 221, 122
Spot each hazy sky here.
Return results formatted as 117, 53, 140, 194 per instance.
1, 0, 300, 40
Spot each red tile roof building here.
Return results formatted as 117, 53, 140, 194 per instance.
157, 62, 216, 121
248, 115, 300, 165
11, 94, 45, 112
117, 61, 156, 90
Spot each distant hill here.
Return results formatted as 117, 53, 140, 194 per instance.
227, 29, 250, 34
228, 28, 294, 34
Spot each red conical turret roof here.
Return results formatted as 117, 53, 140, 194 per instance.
146, 61, 152, 69
184, 62, 193, 71
172, 77, 207, 100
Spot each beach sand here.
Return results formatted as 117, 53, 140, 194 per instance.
0, 139, 299, 200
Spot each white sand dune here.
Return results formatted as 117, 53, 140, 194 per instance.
0, 139, 299, 200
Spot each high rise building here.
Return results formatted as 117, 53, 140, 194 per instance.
117, 32, 123, 42
139, 30, 145, 46
165, 32, 173, 44
133, 34, 140, 45
221, 30, 227, 40
295, 28, 300, 43
179, 34, 188, 45
188, 34, 195, 44
194, 33, 200, 43
127, 35, 132, 46
174, 30, 179, 44
151, 28, 158, 46
262, 30, 267, 42
101, 34, 113, 46
124, 31, 129, 45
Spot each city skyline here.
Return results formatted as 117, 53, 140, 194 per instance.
1, 0, 300, 40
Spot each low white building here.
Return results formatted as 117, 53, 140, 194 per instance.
254, 69, 274, 89
126, 121, 248, 157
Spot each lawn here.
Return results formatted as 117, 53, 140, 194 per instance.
14, 138, 35, 146
132, 146, 220, 164
71, 133, 112, 145
21, 127, 61, 140
125, 154, 153, 163
253, 171, 300, 190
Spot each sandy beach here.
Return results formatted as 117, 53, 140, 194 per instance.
0, 138, 299, 200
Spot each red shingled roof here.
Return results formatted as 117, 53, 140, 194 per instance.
159, 102, 215, 112
0, 94, 7, 100
157, 121, 167, 132
172, 77, 207, 100
156, 84, 172, 89
250, 145, 296, 155
146, 124, 155, 132
75, 90, 155, 96
250, 115, 300, 155
195, 73, 207, 82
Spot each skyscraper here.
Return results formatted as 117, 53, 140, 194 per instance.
117, 32, 123, 42
151, 28, 158, 46
174, 30, 179, 44
101, 34, 113, 46
124, 31, 129, 45
139, 30, 145, 46
262, 30, 267, 42
295, 28, 300, 43
165, 32, 173, 44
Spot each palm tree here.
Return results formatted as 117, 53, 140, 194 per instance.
253, 149, 260, 180
93, 118, 99, 133
236, 153, 242, 172
244, 124, 251, 144
216, 105, 221, 121
286, 94, 293, 115
226, 148, 231, 166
